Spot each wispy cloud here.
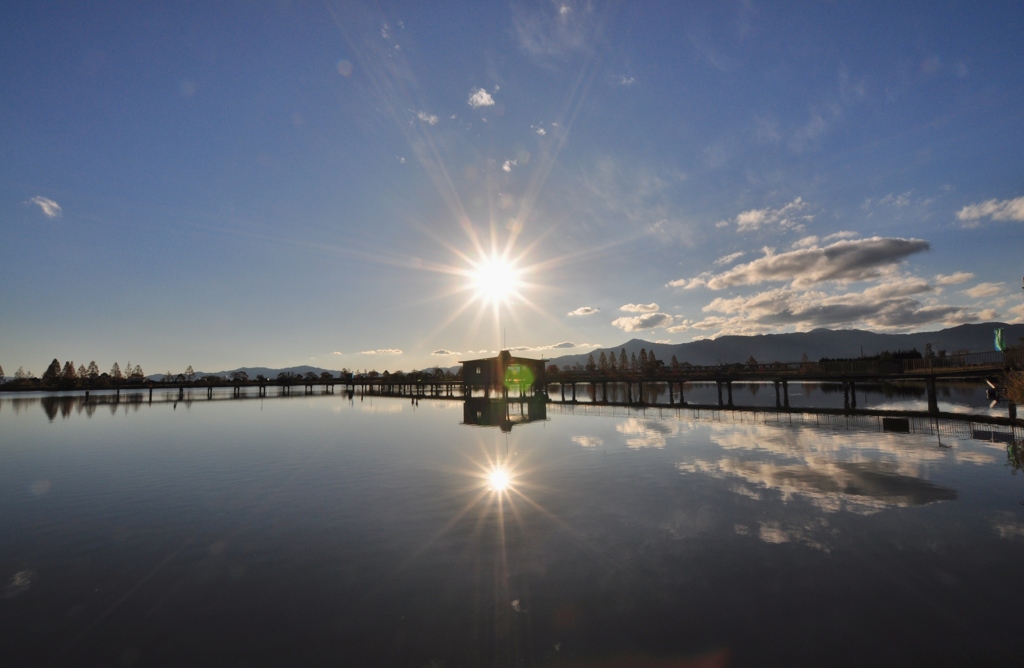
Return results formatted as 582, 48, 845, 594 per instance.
669, 237, 930, 290
415, 110, 439, 125
431, 349, 459, 356
512, 1, 600, 62
935, 272, 975, 286
468, 88, 494, 108
732, 197, 809, 232
962, 282, 1005, 299
714, 251, 745, 265
25, 196, 62, 218
956, 196, 1024, 223
502, 159, 517, 172
619, 303, 659, 313
611, 312, 674, 332
331, 351, 344, 355
614, 75, 635, 86
567, 306, 599, 316
361, 349, 403, 355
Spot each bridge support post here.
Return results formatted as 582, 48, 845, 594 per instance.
669, 381, 674, 404
926, 377, 938, 414
628, 382, 633, 404
849, 382, 856, 408
726, 381, 733, 407
178, 387, 184, 400
717, 381, 723, 407
679, 381, 685, 405
843, 382, 850, 410
561, 383, 565, 401
208, 386, 213, 399
774, 381, 781, 408
149, 387, 153, 403
571, 382, 576, 402
1010, 402, 1018, 421
782, 381, 789, 409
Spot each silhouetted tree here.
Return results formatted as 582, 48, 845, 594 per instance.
586, 354, 596, 372
671, 355, 679, 370
924, 343, 934, 359
15, 366, 31, 379
609, 353, 617, 372
647, 350, 659, 371
256, 374, 267, 382
630, 352, 638, 372
110, 362, 123, 380
87, 361, 100, 378
319, 371, 333, 380
0, 363, 4, 383
304, 372, 317, 380
746, 356, 758, 366
62, 361, 77, 380
77, 364, 87, 378
42, 358, 62, 383
598, 351, 608, 371
232, 371, 250, 382
639, 349, 648, 370
185, 365, 195, 382
619, 349, 628, 370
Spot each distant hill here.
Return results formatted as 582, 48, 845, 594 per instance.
546, 323, 1024, 369
148, 365, 342, 382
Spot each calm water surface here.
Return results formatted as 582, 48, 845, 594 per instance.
2, 387, 1024, 667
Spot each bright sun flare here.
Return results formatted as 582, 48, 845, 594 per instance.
487, 468, 512, 491
470, 257, 522, 305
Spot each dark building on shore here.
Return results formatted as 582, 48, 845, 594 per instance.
460, 350, 546, 397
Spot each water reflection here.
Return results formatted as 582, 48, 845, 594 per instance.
3, 388, 1024, 665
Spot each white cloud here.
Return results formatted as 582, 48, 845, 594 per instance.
567, 306, 599, 316
879, 191, 912, 207
962, 282, 1005, 299
935, 272, 975, 286
619, 303, 659, 312
714, 251, 745, 265
655, 339, 672, 344
535, 127, 546, 136
957, 196, 1024, 223
734, 197, 809, 232
823, 231, 858, 242
692, 278, 975, 336
431, 349, 459, 356
615, 75, 635, 86
415, 110, 439, 125
467, 88, 494, 108
1008, 303, 1024, 324
611, 312, 673, 332
669, 237, 930, 290
397, 156, 406, 164
573, 436, 603, 448
331, 351, 344, 355
361, 349, 403, 355
26, 196, 62, 218
502, 159, 517, 172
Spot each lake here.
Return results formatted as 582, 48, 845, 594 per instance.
2, 384, 1024, 667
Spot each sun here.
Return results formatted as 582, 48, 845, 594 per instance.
486, 467, 512, 492
470, 256, 522, 306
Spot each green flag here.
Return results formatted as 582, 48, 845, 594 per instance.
995, 328, 1005, 352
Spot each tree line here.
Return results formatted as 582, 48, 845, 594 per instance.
0, 359, 145, 389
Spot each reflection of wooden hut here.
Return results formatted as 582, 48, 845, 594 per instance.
462, 397, 548, 432
460, 350, 546, 396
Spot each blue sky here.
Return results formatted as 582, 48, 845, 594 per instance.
2, 1, 1023, 375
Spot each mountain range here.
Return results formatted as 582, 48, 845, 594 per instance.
147, 323, 1024, 380
544, 323, 1024, 369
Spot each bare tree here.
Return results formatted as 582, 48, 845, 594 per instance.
110, 362, 123, 380
185, 365, 195, 382
77, 364, 87, 378
0, 364, 4, 383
